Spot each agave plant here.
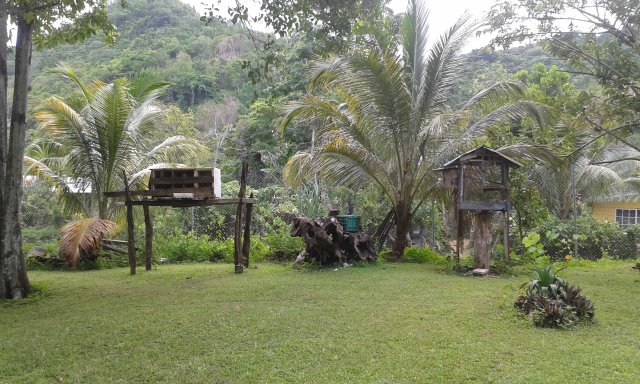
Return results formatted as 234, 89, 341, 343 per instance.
522, 265, 567, 299
516, 264, 595, 327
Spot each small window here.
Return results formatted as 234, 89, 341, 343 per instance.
615, 208, 640, 227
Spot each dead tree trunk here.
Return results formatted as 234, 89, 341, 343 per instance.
472, 211, 493, 269
291, 216, 375, 266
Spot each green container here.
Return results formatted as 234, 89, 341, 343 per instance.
337, 215, 360, 232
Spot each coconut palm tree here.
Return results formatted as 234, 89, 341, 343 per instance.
280, 0, 549, 260
25, 65, 203, 220
528, 155, 630, 220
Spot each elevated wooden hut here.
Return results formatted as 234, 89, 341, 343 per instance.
438, 146, 521, 270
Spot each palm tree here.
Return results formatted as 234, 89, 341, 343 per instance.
25, 65, 203, 220
528, 155, 629, 220
280, 0, 548, 260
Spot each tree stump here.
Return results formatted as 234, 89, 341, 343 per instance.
472, 211, 493, 269
290, 216, 376, 266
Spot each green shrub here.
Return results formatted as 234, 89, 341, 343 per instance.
22, 227, 60, 243
522, 215, 639, 261
263, 230, 305, 262
95, 252, 131, 269
24, 242, 62, 271
155, 232, 222, 263
248, 237, 270, 262
257, 211, 305, 262
401, 246, 447, 264
153, 233, 275, 264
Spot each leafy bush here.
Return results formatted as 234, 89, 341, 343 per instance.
260, 212, 305, 262
155, 232, 224, 263
401, 246, 448, 264
520, 215, 639, 262
154, 232, 280, 264
25, 243, 63, 271
22, 227, 60, 243
263, 227, 305, 262
515, 265, 595, 328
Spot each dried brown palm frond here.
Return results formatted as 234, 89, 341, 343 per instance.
59, 219, 118, 267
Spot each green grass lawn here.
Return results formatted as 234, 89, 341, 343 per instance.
1, 262, 639, 383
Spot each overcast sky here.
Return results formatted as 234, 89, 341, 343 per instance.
183, 0, 497, 50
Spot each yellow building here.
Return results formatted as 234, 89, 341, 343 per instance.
592, 200, 640, 227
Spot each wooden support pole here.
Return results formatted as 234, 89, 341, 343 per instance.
242, 193, 254, 268
143, 205, 153, 271
456, 164, 465, 266
234, 162, 248, 274
472, 211, 493, 269
502, 163, 510, 264
503, 211, 509, 263
123, 171, 136, 275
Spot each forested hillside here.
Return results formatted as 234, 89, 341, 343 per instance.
27, 0, 256, 108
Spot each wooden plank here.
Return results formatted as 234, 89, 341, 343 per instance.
123, 171, 136, 276
149, 176, 215, 185
102, 239, 128, 245
459, 201, 510, 211
121, 198, 256, 207
105, 188, 215, 198
482, 186, 506, 192
151, 167, 214, 173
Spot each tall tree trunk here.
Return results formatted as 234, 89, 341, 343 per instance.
1, 16, 34, 299
472, 211, 493, 270
390, 202, 411, 261
0, 0, 8, 299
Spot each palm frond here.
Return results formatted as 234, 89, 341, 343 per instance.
52, 63, 104, 102
128, 71, 172, 101
415, 12, 474, 121
314, 132, 395, 200
465, 102, 550, 138
283, 152, 315, 189
59, 218, 118, 267
141, 135, 204, 165
497, 144, 561, 168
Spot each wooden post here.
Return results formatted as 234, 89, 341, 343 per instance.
123, 171, 136, 275
234, 162, 248, 274
143, 205, 153, 271
242, 193, 254, 267
456, 164, 465, 266
502, 163, 510, 263
503, 211, 509, 263
473, 211, 493, 269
